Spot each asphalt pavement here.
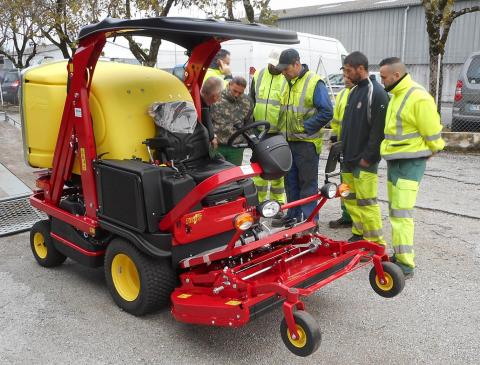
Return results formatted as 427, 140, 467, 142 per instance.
1, 119, 479, 364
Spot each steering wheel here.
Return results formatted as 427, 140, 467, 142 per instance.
227, 121, 271, 149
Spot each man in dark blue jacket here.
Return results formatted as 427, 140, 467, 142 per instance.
341, 51, 388, 245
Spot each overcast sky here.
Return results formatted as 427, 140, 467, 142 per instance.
169, 0, 354, 17
269, 0, 353, 10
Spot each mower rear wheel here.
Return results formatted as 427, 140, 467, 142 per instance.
30, 220, 66, 267
104, 238, 177, 316
280, 311, 321, 357
369, 261, 405, 298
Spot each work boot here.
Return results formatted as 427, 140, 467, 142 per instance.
328, 217, 353, 229
271, 216, 296, 228
394, 261, 415, 280
348, 234, 363, 242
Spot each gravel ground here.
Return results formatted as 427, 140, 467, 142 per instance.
1, 119, 479, 364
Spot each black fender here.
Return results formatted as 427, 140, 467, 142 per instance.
99, 219, 172, 258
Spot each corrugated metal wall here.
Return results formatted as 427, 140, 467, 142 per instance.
277, 1, 480, 102
277, 1, 480, 65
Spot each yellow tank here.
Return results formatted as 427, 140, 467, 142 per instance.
21, 60, 192, 172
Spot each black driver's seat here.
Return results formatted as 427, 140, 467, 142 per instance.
146, 121, 258, 207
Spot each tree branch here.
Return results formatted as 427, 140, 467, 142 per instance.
243, 0, 255, 23
161, 0, 176, 17
452, 6, 480, 20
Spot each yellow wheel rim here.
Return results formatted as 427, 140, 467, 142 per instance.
287, 324, 308, 348
375, 272, 394, 291
111, 254, 140, 302
33, 232, 47, 259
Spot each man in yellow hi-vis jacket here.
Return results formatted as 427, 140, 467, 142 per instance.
272, 48, 333, 228
203, 49, 233, 87
329, 73, 353, 229
250, 49, 287, 210
379, 57, 445, 279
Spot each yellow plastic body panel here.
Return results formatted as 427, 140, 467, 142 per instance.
22, 60, 193, 172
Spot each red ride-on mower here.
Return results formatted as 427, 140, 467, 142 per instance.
23, 18, 405, 357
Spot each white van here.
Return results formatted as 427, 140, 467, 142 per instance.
222, 32, 348, 87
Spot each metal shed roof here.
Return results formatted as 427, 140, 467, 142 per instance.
275, 0, 421, 19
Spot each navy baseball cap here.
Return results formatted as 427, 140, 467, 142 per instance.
276, 48, 300, 71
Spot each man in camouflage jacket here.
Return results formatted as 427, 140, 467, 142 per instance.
210, 76, 254, 165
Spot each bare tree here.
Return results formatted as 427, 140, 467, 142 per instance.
257, 0, 277, 25
38, 0, 122, 58
123, 0, 177, 67
198, 0, 275, 23
0, 0, 41, 68
422, 0, 479, 109
242, 0, 255, 22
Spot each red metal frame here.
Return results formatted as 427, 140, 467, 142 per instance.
184, 39, 221, 120
51, 232, 105, 257
172, 233, 388, 332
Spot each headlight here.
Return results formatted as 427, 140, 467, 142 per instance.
234, 212, 254, 231
258, 200, 281, 218
320, 183, 337, 199
337, 183, 350, 198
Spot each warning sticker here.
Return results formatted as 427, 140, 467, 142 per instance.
240, 165, 254, 175
80, 148, 87, 171
74, 108, 82, 118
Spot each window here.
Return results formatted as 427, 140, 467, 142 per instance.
466, 56, 480, 83
3, 71, 19, 83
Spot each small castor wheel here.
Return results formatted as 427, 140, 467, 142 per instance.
280, 311, 321, 357
369, 261, 405, 298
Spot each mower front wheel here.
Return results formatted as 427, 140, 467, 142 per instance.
280, 311, 321, 357
30, 220, 66, 267
104, 238, 177, 316
369, 261, 405, 298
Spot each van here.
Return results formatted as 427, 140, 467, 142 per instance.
222, 32, 348, 88
166, 32, 348, 93
452, 51, 480, 132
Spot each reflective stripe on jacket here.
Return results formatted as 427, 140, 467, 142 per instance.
279, 70, 323, 152
381, 74, 445, 160
331, 87, 350, 137
252, 68, 287, 133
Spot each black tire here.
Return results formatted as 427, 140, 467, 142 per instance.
104, 238, 178, 316
30, 220, 66, 267
369, 261, 405, 298
280, 311, 321, 357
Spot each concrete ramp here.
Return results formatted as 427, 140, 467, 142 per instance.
0, 162, 46, 236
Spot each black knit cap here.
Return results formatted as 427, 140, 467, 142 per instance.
276, 48, 300, 71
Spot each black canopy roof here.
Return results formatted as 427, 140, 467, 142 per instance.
78, 17, 299, 50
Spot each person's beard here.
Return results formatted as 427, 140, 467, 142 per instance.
350, 72, 362, 85
228, 90, 240, 101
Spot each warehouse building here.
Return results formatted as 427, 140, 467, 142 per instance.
275, 0, 480, 102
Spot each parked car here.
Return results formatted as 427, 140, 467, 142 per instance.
171, 63, 186, 81
452, 51, 480, 132
326, 73, 344, 96
326, 71, 383, 101
1, 69, 21, 105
